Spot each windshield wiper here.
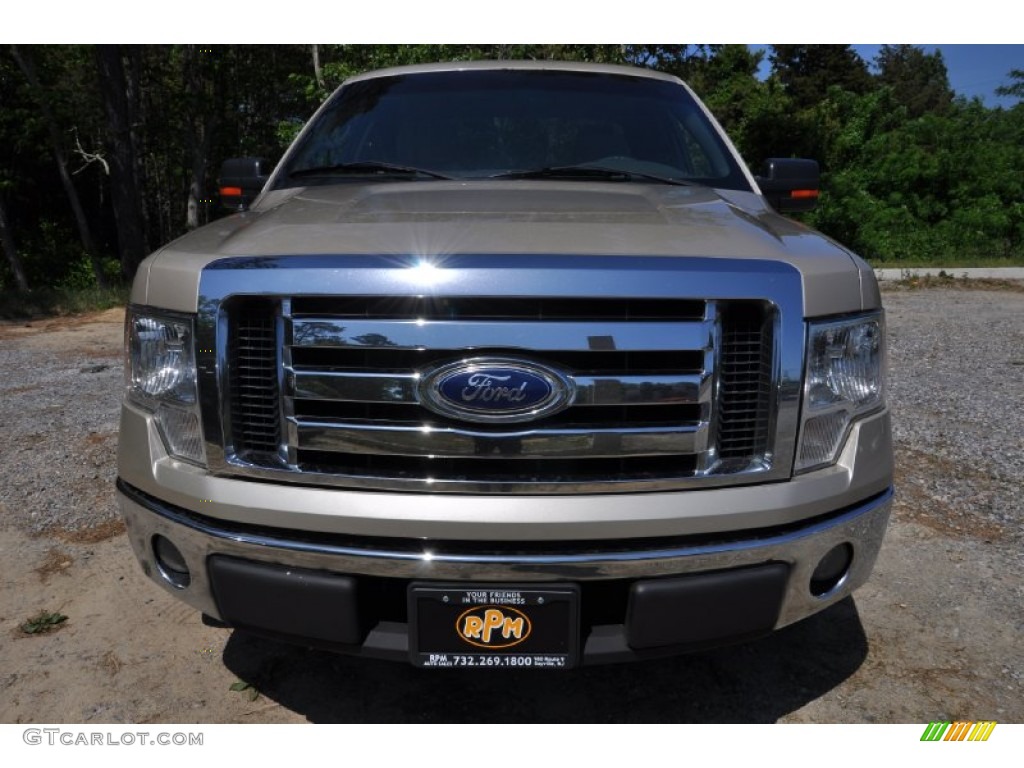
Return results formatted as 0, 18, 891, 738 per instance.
289, 161, 454, 180
490, 165, 698, 187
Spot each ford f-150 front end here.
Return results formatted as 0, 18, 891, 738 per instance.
117, 61, 892, 668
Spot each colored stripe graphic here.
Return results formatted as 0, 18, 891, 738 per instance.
968, 721, 997, 741
944, 722, 971, 741
920, 721, 996, 741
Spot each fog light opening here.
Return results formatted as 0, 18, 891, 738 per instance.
810, 543, 853, 598
153, 535, 191, 589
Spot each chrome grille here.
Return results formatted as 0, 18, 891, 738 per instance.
223, 295, 777, 492
228, 299, 279, 456
718, 304, 774, 462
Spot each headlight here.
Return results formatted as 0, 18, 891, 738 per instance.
128, 315, 196, 402
126, 309, 205, 465
796, 312, 885, 472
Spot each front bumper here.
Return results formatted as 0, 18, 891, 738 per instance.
119, 480, 892, 664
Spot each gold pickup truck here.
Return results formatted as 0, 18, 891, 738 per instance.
117, 61, 892, 668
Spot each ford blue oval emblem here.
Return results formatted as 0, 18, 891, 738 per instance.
419, 358, 574, 423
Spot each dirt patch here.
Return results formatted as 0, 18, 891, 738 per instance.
85, 431, 117, 446
0, 308, 125, 360
50, 518, 127, 544
0, 307, 125, 340
892, 447, 1007, 541
100, 650, 123, 677
34, 547, 75, 582
60, 349, 123, 362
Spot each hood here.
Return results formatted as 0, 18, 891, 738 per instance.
138, 181, 874, 315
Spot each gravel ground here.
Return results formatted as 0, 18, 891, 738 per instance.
0, 288, 1021, 723
884, 286, 1024, 544
0, 311, 124, 538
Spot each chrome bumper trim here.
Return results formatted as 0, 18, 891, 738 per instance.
119, 480, 892, 630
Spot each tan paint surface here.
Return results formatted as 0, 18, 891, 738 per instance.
139, 181, 870, 316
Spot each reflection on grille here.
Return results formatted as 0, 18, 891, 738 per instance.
225, 296, 776, 492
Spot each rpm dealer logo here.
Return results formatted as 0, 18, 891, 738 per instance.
456, 605, 532, 649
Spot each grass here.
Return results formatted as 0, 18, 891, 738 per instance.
20, 611, 68, 635
230, 680, 261, 702
882, 272, 1024, 293
0, 284, 129, 320
867, 257, 1024, 269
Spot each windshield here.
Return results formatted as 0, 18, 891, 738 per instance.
276, 69, 752, 191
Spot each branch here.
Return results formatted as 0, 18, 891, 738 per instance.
70, 128, 110, 175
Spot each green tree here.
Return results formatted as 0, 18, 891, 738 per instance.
769, 45, 872, 110
0, 50, 33, 291
809, 94, 1024, 262
995, 68, 1024, 102
875, 45, 954, 117
3, 42, 1024, 297
9, 45, 108, 287
95, 45, 148, 279
0, 194, 28, 291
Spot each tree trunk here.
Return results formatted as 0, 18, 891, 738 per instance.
0, 196, 30, 292
125, 46, 150, 253
312, 44, 324, 89
184, 45, 216, 232
10, 45, 108, 288
95, 44, 148, 281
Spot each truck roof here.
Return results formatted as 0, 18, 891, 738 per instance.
342, 59, 686, 86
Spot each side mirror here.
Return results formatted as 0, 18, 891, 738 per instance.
219, 157, 271, 211
755, 158, 820, 213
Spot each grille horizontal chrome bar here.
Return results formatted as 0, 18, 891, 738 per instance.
290, 318, 713, 352
294, 420, 708, 458
290, 295, 707, 322
292, 370, 709, 406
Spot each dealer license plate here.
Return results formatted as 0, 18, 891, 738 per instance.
408, 584, 579, 669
